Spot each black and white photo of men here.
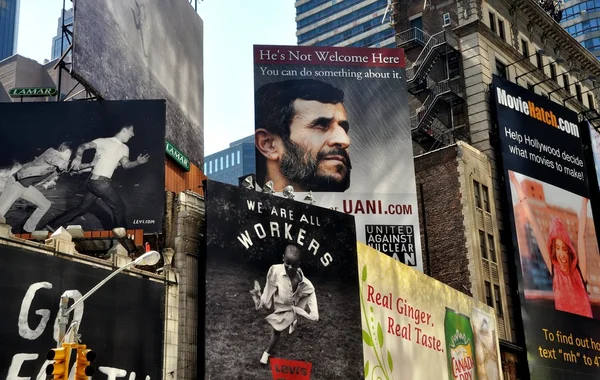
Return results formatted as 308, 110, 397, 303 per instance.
0, 100, 165, 233
47, 125, 149, 231
0, 143, 72, 232
250, 244, 319, 365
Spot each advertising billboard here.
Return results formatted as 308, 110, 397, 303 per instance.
253, 45, 422, 271
0, 100, 165, 233
72, 0, 204, 166
0, 245, 164, 379
493, 74, 600, 379
204, 180, 362, 379
357, 242, 503, 380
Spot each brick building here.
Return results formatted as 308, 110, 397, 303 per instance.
394, 0, 600, 378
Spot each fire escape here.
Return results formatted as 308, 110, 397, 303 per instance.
397, 28, 466, 151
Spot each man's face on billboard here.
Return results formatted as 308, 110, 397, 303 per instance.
280, 99, 351, 192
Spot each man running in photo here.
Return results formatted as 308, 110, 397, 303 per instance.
47, 125, 149, 230
0, 143, 72, 232
250, 244, 319, 365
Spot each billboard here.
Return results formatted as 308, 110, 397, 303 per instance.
493, 74, 600, 379
253, 45, 422, 271
0, 245, 164, 379
0, 101, 165, 233
588, 123, 600, 191
72, 0, 204, 166
358, 242, 503, 380
204, 180, 362, 379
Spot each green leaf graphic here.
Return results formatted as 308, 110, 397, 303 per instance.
387, 351, 394, 373
362, 329, 373, 347
377, 322, 384, 348
364, 360, 370, 378
362, 265, 367, 282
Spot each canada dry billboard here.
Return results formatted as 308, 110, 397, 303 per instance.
203, 180, 362, 379
0, 101, 165, 233
72, 0, 204, 165
253, 45, 422, 271
493, 74, 600, 379
0, 245, 164, 379
358, 242, 503, 380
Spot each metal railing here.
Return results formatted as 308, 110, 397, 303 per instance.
411, 78, 463, 132
396, 27, 430, 46
407, 30, 459, 82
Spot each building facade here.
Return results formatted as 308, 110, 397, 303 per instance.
393, 0, 600, 377
295, 0, 395, 48
561, 0, 600, 58
0, 0, 19, 62
204, 135, 255, 185
50, 7, 73, 61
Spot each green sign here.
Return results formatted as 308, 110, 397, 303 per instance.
9, 87, 58, 98
165, 140, 190, 171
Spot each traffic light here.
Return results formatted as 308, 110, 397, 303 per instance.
46, 347, 70, 380
75, 345, 96, 379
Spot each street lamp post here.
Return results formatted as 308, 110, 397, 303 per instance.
56, 250, 162, 346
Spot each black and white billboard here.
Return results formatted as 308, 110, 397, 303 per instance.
72, 0, 204, 166
0, 245, 164, 379
0, 101, 165, 233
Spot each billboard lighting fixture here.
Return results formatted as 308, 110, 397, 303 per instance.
283, 186, 295, 200
548, 68, 582, 98
241, 175, 255, 190
303, 191, 316, 205
515, 57, 563, 84
563, 77, 599, 105
262, 181, 275, 195
506, 48, 546, 68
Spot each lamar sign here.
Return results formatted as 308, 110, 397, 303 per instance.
9, 87, 58, 98
166, 140, 190, 171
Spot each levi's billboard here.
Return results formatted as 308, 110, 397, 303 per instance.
252, 45, 423, 271
492, 74, 600, 379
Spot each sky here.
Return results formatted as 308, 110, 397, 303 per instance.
16, 0, 297, 156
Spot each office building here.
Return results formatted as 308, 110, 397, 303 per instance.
392, 0, 600, 377
561, 0, 600, 58
204, 135, 256, 185
0, 0, 19, 61
295, 0, 395, 48
50, 7, 73, 61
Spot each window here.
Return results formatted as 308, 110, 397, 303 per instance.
209, 161, 212, 174
473, 180, 481, 208
213, 159, 218, 172
443, 12, 451, 27
485, 281, 493, 307
479, 230, 488, 260
496, 59, 508, 79
204, 162, 207, 173
494, 285, 504, 315
576, 84, 583, 102
563, 74, 571, 94
489, 12, 496, 33
498, 19, 505, 41
550, 63, 557, 81
226, 154, 229, 168
536, 51, 543, 69
487, 234, 497, 262
482, 185, 490, 212
527, 82, 535, 92
220, 157, 223, 170
231, 153, 235, 165
588, 93, 595, 109
521, 39, 529, 57
237, 150, 241, 164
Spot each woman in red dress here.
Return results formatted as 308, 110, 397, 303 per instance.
509, 172, 592, 318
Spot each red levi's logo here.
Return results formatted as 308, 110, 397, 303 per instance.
269, 358, 312, 380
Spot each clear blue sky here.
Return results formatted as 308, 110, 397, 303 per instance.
16, 0, 297, 156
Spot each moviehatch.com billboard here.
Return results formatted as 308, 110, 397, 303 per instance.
0, 101, 165, 233
72, 0, 204, 166
204, 180, 362, 380
493, 74, 600, 379
358, 242, 503, 380
253, 45, 422, 271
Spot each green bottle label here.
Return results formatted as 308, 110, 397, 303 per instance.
445, 307, 477, 380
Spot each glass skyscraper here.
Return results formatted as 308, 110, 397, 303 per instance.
51, 8, 73, 61
204, 135, 256, 186
561, 0, 600, 58
296, 0, 395, 48
0, 0, 19, 61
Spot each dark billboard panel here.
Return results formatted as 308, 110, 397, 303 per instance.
493, 74, 600, 379
204, 180, 362, 379
252, 45, 422, 271
72, 0, 204, 165
0, 245, 163, 379
0, 101, 165, 233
